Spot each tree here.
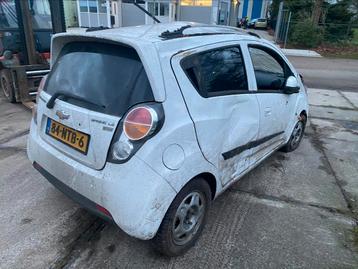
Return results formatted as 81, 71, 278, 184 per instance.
290, 19, 323, 47
312, 0, 324, 25
347, 0, 358, 22
283, 0, 315, 20
324, 0, 355, 42
270, 0, 281, 20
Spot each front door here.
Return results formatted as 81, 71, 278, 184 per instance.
172, 43, 260, 185
246, 43, 299, 160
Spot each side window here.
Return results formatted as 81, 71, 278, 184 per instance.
182, 46, 248, 97
249, 46, 292, 91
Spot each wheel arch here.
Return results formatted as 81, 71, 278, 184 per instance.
300, 110, 308, 120
194, 172, 217, 200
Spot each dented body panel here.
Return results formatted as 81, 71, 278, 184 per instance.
27, 119, 177, 239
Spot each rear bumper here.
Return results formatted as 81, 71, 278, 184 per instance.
27, 120, 177, 240
33, 162, 114, 223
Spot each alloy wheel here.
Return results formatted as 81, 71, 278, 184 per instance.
172, 191, 206, 246
291, 121, 304, 148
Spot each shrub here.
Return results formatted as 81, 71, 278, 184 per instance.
324, 24, 353, 43
324, 1, 354, 43
290, 19, 323, 48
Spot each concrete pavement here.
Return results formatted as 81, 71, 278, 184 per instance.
282, 49, 321, 58
0, 88, 357, 268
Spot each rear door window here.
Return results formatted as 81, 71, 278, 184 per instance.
181, 46, 248, 97
45, 41, 154, 116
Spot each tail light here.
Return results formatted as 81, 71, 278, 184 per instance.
108, 103, 164, 164
32, 75, 47, 124
124, 106, 158, 140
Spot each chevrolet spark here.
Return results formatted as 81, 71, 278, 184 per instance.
28, 22, 309, 256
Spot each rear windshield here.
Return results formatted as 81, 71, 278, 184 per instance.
45, 41, 154, 116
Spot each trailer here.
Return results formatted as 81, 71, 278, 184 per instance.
0, 0, 65, 107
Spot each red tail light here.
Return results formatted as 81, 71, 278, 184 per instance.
124, 106, 157, 141
108, 103, 164, 164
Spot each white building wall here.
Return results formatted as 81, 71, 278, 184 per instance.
64, 0, 79, 27
238, 1, 244, 18
211, 0, 219, 24
77, 0, 111, 28
261, 0, 269, 18
246, 0, 253, 19
121, 3, 146, 26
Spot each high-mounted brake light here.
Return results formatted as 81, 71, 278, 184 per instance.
124, 106, 158, 141
32, 75, 48, 124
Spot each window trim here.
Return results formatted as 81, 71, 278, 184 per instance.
180, 45, 249, 98
248, 44, 294, 93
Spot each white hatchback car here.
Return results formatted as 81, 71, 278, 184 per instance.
28, 22, 308, 256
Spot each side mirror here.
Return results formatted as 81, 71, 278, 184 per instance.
283, 76, 300, 94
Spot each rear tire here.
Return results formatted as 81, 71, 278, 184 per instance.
0, 69, 16, 103
281, 115, 306, 152
152, 178, 211, 256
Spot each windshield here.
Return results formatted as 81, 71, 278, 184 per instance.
45, 41, 155, 116
0, 0, 52, 30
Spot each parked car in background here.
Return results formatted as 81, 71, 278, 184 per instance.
27, 22, 308, 256
249, 18, 268, 29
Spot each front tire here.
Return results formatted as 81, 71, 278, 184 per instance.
281, 115, 306, 152
152, 178, 211, 256
0, 69, 16, 103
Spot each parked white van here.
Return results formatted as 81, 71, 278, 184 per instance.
28, 22, 309, 256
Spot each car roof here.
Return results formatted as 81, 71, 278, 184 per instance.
53, 21, 264, 56
79, 21, 252, 41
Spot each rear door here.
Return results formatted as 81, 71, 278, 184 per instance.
246, 43, 299, 159
171, 43, 260, 185
36, 41, 155, 170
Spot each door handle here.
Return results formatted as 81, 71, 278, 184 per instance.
264, 107, 272, 117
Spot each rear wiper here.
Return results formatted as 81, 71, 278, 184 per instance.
46, 91, 105, 110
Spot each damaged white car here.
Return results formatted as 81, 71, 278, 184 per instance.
27, 22, 309, 256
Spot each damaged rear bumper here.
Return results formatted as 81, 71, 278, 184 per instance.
27, 120, 177, 240
33, 162, 114, 223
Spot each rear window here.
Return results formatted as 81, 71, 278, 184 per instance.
45, 41, 154, 116
258, 19, 266, 22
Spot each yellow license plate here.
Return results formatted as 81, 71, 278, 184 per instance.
46, 118, 90, 154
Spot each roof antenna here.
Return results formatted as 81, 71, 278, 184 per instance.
130, 0, 161, 23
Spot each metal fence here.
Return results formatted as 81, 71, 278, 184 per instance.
274, 2, 358, 48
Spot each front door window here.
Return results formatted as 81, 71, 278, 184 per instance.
248, 46, 292, 91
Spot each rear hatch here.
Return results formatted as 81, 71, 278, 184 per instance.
37, 41, 154, 170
